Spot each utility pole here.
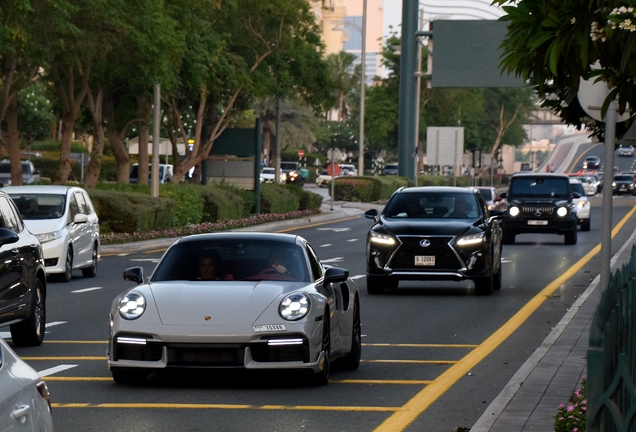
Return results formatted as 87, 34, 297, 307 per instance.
358, 0, 367, 177
151, 83, 160, 198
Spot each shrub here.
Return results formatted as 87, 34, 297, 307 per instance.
260, 183, 299, 213
216, 183, 256, 217
199, 186, 245, 222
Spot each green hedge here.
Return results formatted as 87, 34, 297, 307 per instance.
199, 187, 246, 223
260, 183, 299, 214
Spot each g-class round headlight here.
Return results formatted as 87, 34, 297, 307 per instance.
557, 207, 568, 217
118, 291, 146, 320
509, 206, 520, 217
279, 292, 310, 321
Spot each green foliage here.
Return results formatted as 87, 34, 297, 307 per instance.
87, 189, 177, 233
30, 140, 88, 153
216, 184, 256, 217
260, 183, 299, 214
493, 0, 636, 141
18, 82, 56, 143
159, 183, 205, 226
299, 189, 323, 211
199, 186, 246, 223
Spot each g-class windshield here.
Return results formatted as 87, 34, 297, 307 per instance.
509, 177, 569, 199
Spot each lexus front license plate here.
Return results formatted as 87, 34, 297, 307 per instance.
415, 256, 435, 266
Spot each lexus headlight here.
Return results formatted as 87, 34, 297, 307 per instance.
118, 291, 146, 320
456, 232, 485, 246
279, 292, 310, 321
369, 231, 396, 245
509, 206, 520, 217
36, 230, 63, 244
557, 207, 568, 217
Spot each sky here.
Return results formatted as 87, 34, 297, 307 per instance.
382, 0, 506, 42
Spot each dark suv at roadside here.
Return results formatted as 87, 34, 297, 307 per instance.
0, 190, 47, 345
500, 173, 580, 245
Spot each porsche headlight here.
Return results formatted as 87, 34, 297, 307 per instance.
279, 292, 310, 321
369, 231, 396, 245
509, 206, 520, 217
557, 207, 568, 217
456, 232, 485, 246
118, 291, 146, 320
36, 230, 63, 244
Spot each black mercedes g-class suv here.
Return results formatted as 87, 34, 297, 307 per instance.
500, 173, 580, 245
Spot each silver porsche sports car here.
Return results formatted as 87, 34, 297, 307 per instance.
107, 232, 361, 386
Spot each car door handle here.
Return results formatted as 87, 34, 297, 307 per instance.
11, 404, 30, 423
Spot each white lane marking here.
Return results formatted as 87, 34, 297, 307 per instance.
347, 239, 359, 242
39, 364, 77, 377
1, 321, 67, 339
351, 275, 365, 280
72, 287, 103, 293
320, 244, 332, 248
45, 321, 66, 328
130, 258, 161, 263
117, 253, 130, 256
322, 257, 344, 263
317, 227, 352, 232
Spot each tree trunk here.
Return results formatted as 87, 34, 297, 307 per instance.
49, 62, 90, 184
102, 89, 131, 183
6, 97, 22, 185
83, 89, 104, 189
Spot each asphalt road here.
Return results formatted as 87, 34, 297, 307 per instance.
5, 187, 636, 432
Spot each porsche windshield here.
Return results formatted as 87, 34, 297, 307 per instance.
151, 238, 310, 282
509, 178, 569, 199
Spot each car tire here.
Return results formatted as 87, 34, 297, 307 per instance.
493, 261, 502, 291
311, 313, 331, 386
82, 244, 98, 278
10, 277, 45, 346
474, 272, 494, 296
339, 299, 361, 371
564, 229, 578, 245
366, 275, 385, 294
56, 247, 73, 282
502, 231, 516, 245
581, 218, 591, 232
111, 369, 148, 385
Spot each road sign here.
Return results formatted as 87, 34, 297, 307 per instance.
298, 150, 305, 157
326, 164, 341, 177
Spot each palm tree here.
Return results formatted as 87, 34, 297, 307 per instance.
326, 51, 357, 122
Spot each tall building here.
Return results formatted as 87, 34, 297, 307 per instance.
318, 0, 384, 84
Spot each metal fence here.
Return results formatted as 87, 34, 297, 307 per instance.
588, 245, 636, 431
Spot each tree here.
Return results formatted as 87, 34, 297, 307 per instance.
325, 51, 357, 122
493, 0, 636, 140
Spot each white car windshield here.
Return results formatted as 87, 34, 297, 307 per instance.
10, 194, 66, 219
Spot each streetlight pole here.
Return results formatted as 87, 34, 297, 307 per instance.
358, 0, 367, 177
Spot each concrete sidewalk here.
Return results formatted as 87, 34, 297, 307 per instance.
471, 227, 636, 431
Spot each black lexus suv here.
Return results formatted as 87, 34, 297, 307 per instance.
500, 173, 580, 245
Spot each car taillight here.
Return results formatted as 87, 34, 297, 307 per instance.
36, 380, 52, 411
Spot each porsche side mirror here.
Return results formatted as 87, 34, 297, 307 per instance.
323, 267, 349, 288
123, 266, 144, 284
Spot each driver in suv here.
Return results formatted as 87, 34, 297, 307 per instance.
500, 173, 580, 245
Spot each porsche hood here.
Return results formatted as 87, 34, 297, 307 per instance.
147, 281, 299, 325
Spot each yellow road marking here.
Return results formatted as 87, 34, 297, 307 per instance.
51, 403, 403, 412
44, 377, 112, 381
374, 204, 636, 431
363, 343, 477, 349
44, 340, 107, 344
21, 356, 106, 361
363, 360, 457, 365
275, 215, 361, 233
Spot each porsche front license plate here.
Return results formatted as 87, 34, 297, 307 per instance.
528, 220, 548, 226
253, 324, 287, 332
415, 256, 435, 266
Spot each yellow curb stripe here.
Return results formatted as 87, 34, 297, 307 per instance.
374, 205, 636, 431
51, 403, 403, 412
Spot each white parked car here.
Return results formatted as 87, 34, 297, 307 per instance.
569, 178, 591, 231
129, 163, 174, 184
260, 167, 283, 184
338, 164, 358, 176
0, 160, 41, 187
5, 185, 100, 282
618, 144, 635, 157
0, 337, 54, 431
